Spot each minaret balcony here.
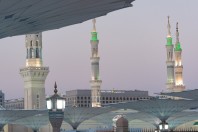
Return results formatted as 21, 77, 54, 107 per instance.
20, 66, 49, 72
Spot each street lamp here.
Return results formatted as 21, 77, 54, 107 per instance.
46, 82, 65, 132
159, 121, 169, 132
154, 128, 160, 132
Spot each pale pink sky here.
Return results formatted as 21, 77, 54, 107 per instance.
1, 0, 198, 99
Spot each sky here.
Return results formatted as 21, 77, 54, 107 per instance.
1, 0, 198, 99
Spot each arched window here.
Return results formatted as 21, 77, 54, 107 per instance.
26, 49, 28, 59
36, 41, 39, 47
30, 41, 33, 47
29, 48, 33, 58
36, 48, 39, 58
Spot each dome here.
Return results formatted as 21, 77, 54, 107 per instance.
116, 117, 128, 127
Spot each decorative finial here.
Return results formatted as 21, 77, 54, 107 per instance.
92, 18, 96, 32
54, 81, 58, 94
176, 22, 180, 43
167, 16, 171, 37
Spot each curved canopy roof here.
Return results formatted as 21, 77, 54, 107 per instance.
0, 110, 45, 129
167, 111, 198, 130
13, 111, 48, 131
1, 99, 198, 131
64, 106, 117, 129
107, 99, 198, 121
0, 0, 135, 39
160, 89, 198, 100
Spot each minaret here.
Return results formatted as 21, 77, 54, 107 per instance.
20, 32, 49, 109
174, 22, 185, 92
166, 16, 175, 91
90, 19, 102, 107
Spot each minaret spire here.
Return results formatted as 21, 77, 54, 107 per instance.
176, 22, 180, 43
54, 81, 58, 94
92, 18, 96, 32
167, 16, 171, 37
90, 18, 102, 107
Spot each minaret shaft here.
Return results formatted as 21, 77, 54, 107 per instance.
20, 33, 49, 109
173, 22, 185, 92
90, 19, 101, 107
166, 16, 175, 91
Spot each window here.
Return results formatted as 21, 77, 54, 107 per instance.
36, 48, 39, 58
30, 41, 33, 47
36, 41, 39, 46
30, 48, 33, 58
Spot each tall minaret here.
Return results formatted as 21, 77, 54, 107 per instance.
174, 22, 185, 92
20, 33, 49, 109
166, 16, 175, 91
90, 19, 102, 107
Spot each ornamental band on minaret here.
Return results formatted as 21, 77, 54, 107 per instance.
90, 19, 102, 107
20, 33, 49, 109
174, 22, 185, 92
166, 16, 175, 91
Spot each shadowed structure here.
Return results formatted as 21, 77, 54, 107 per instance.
0, 0, 135, 39
13, 111, 48, 132
64, 106, 117, 130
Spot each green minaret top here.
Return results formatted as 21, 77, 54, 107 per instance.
175, 22, 182, 51
166, 16, 173, 46
91, 18, 98, 41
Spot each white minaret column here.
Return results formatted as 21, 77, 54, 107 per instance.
90, 19, 102, 107
174, 22, 185, 92
165, 16, 175, 91
20, 33, 49, 109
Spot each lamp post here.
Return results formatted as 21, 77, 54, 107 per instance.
46, 82, 65, 132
